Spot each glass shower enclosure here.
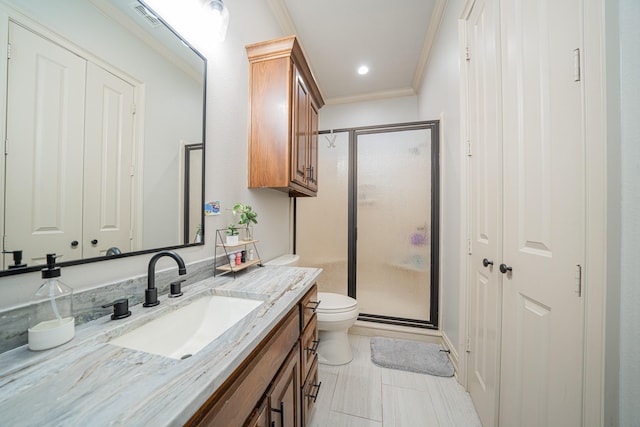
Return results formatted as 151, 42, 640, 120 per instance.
297, 121, 439, 328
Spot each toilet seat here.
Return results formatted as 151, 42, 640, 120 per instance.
317, 292, 357, 313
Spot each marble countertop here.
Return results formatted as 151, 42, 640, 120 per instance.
0, 266, 321, 426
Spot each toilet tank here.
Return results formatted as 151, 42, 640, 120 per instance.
265, 254, 300, 266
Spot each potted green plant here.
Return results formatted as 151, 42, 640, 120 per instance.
232, 203, 258, 240
225, 223, 239, 245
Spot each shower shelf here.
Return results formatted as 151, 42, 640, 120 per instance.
392, 262, 429, 273
213, 228, 262, 278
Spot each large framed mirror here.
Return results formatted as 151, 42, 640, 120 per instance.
0, 0, 206, 276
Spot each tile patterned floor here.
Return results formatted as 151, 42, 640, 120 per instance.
308, 334, 482, 427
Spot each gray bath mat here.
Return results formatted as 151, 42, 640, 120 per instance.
370, 337, 454, 377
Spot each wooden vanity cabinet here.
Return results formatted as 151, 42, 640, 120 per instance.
186, 308, 299, 427
246, 343, 300, 427
187, 284, 320, 427
246, 36, 324, 197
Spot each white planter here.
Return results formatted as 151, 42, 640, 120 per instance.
226, 235, 239, 245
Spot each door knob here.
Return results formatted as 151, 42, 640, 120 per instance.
482, 258, 494, 267
91, 239, 98, 245
499, 263, 512, 274
71, 240, 79, 248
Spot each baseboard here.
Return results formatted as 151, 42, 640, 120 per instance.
441, 330, 461, 382
350, 320, 442, 344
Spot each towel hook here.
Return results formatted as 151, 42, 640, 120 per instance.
324, 129, 337, 148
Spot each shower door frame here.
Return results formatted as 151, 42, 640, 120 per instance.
305, 120, 440, 329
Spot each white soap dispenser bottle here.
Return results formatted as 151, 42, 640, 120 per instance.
28, 254, 75, 351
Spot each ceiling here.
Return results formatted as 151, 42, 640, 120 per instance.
268, 0, 446, 105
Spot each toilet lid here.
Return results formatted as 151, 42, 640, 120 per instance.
317, 292, 357, 312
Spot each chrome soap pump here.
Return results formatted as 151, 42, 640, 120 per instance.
28, 254, 75, 351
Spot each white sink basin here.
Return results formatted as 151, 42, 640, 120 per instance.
110, 295, 263, 360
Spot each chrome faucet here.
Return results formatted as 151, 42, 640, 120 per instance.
144, 250, 187, 307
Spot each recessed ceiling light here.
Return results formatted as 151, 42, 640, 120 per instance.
357, 65, 369, 75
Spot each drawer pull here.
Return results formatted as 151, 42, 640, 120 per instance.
271, 401, 284, 426
307, 300, 320, 312
306, 381, 322, 403
306, 340, 319, 354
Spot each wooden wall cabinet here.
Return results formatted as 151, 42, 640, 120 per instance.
186, 284, 320, 427
246, 36, 324, 197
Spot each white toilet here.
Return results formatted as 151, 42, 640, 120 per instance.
265, 255, 359, 365
316, 292, 358, 365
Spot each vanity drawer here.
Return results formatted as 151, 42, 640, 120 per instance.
301, 357, 320, 426
300, 284, 318, 330
300, 314, 318, 381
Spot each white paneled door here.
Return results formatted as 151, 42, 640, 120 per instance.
4, 23, 136, 266
4, 22, 86, 265
465, 0, 585, 425
466, 0, 503, 425
83, 62, 135, 258
499, 0, 585, 425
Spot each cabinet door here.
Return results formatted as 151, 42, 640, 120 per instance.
269, 343, 300, 427
291, 68, 309, 188
245, 399, 270, 427
307, 101, 319, 192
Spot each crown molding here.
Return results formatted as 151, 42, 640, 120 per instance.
266, 0, 298, 35
412, 0, 448, 92
325, 88, 416, 106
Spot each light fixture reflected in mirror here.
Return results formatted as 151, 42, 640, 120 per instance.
203, 0, 229, 42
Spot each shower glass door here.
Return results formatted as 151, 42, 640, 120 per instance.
297, 131, 349, 295
355, 125, 438, 327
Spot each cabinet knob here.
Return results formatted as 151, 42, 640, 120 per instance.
71, 240, 79, 248
482, 258, 494, 268
91, 239, 98, 245
499, 264, 513, 274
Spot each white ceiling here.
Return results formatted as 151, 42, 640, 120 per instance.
268, 0, 446, 105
